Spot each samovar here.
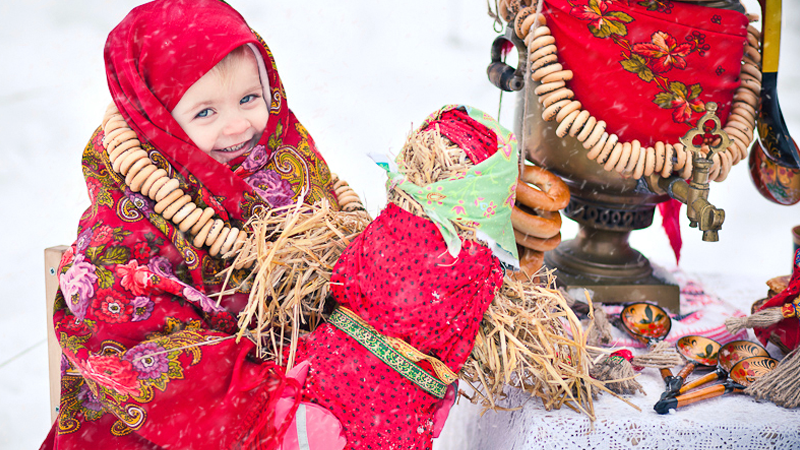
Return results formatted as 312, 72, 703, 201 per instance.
488, 0, 755, 312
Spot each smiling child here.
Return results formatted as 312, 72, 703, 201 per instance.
41, 1, 340, 449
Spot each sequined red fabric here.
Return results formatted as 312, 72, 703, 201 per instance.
425, 109, 496, 164
293, 203, 503, 449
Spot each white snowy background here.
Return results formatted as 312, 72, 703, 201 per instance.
1, 0, 798, 448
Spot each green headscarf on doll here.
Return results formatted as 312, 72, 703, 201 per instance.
378, 105, 519, 268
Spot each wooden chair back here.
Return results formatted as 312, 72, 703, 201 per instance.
44, 246, 67, 424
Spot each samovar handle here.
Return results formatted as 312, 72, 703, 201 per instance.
486, 25, 527, 92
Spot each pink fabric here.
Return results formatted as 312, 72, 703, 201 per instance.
432, 384, 457, 438
275, 362, 347, 450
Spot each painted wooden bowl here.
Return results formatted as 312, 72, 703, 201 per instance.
718, 340, 770, 372
619, 302, 672, 344
676, 335, 721, 367
729, 356, 779, 387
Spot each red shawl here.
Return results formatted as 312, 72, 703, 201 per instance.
42, 0, 336, 449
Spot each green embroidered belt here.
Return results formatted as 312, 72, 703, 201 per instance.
328, 307, 453, 399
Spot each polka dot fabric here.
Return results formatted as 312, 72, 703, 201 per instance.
293, 203, 502, 449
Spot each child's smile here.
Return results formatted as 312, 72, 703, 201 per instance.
171, 46, 269, 164
213, 133, 260, 160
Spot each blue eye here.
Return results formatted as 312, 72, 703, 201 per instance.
241, 94, 258, 105
195, 108, 212, 119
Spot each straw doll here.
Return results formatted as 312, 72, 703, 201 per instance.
286, 105, 520, 449
41, 0, 347, 448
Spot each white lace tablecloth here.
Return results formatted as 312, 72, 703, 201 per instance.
434, 272, 800, 450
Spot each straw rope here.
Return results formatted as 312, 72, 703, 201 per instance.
746, 346, 800, 408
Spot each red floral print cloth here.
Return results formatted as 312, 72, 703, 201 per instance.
292, 203, 503, 449
41, 0, 338, 449
545, 0, 748, 146
425, 109, 497, 164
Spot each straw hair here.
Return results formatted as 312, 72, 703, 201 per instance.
746, 346, 800, 408
387, 127, 479, 240
221, 199, 371, 367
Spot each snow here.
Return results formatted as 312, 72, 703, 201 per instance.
0, 0, 798, 448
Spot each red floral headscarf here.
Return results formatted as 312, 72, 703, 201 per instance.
105, 0, 336, 223
545, 0, 748, 144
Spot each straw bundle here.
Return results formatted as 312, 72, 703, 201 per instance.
221, 200, 371, 367
461, 276, 606, 418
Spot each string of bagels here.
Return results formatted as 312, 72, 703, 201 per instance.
101, 103, 364, 270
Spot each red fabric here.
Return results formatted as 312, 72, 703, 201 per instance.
293, 203, 503, 449
545, 0, 748, 146
658, 199, 683, 264
42, 0, 339, 448
425, 109, 497, 164
755, 249, 800, 351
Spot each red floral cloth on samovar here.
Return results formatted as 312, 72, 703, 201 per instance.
545, 0, 748, 145
545, 0, 749, 262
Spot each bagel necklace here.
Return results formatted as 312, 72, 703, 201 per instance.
101, 102, 248, 261
101, 102, 366, 270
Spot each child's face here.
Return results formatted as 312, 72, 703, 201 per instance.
171, 50, 268, 164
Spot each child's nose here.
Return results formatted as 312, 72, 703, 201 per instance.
223, 114, 250, 136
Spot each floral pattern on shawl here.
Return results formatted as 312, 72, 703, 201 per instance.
244, 149, 295, 208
